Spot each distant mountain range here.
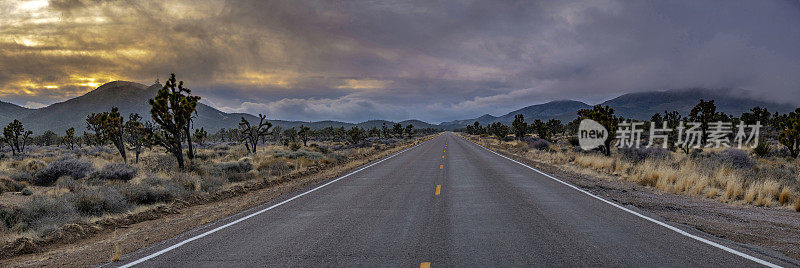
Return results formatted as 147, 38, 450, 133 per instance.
0, 82, 794, 134
0, 81, 439, 133
439, 88, 796, 128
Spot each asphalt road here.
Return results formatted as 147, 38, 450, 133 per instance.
113, 133, 796, 267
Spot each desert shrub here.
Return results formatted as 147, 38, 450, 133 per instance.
289, 143, 302, 151
17, 196, 79, 232
195, 151, 215, 160
70, 146, 114, 157
122, 177, 185, 205
529, 139, 551, 151
67, 187, 129, 216
619, 147, 672, 163
21, 187, 33, 196
11, 159, 46, 174
268, 161, 292, 176
56, 176, 82, 192
140, 154, 178, 172
0, 205, 18, 229
215, 158, 254, 173
719, 148, 754, 169
10, 172, 32, 182
201, 176, 226, 192
272, 150, 324, 159
0, 178, 26, 192
34, 156, 95, 186
94, 163, 138, 181
312, 144, 331, 154
752, 141, 770, 157
770, 147, 793, 158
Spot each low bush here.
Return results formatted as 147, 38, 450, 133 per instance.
619, 147, 671, 163
268, 161, 292, 176
529, 139, 551, 151
67, 187, 129, 216
94, 163, 137, 181
21, 187, 33, 196
718, 148, 754, 169
121, 177, 184, 205
272, 150, 324, 160
215, 158, 254, 173
34, 156, 95, 186
17, 196, 79, 232
56, 176, 83, 191
9, 172, 32, 182
0, 178, 26, 192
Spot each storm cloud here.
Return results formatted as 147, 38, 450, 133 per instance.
1, 0, 799, 123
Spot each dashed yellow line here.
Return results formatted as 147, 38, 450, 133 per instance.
439, 165, 443, 169
442, 155, 445, 158
420, 262, 431, 268
435, 185, 441, 195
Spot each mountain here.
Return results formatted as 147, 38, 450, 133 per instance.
0, 101, 34, 124
439, 100, 591, 128
441, 88, 796, 128
599, 88, 795, 120
0, 81, 439, 134
5, 81, 260, 133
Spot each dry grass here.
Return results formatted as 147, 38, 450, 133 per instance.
464, 133, 800, 211
780, 188, 791, 205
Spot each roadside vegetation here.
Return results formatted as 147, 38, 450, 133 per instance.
0, 74, 437, 257
462, 100, 800, 212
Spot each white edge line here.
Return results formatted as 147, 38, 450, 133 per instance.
118, 137, 435, 268
462, 135, 781, 268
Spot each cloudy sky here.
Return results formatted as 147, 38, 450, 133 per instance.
1, 0, 799, 123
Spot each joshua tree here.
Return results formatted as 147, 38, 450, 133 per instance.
369, 127, 380, 138
381, 123, 389, 139
149, 73, 200, 169
298, 125, 310, 146
194, 127, 208, 147
688, 99, 718, 146
40, 130, 57, 146
546, 119, 563, 137
511, 114, 527, 140
63, 127, 77, 150
405, 124, 414, 138
489, 122, 509, 141
3, 119, 32, 155
531, 119, 549, 141
239, 114, 272, 153
87, 107, 127, 161
577, 105, 619, 156
392, 123, 403, 138
742, 106, 771, 125
778, 108, 800, 158
284, 127, 297, 143
347, 126, 365, 144
270, 125, 282, 143
125, 113, 151, 163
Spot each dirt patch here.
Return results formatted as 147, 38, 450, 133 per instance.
474, 137, 800, 261
0, 138, 428, 267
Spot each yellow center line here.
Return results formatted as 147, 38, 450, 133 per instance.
441, 155, 445, 158
435, 185, 441, 195
439, 164, 443, 169
420, 262, 431, 268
